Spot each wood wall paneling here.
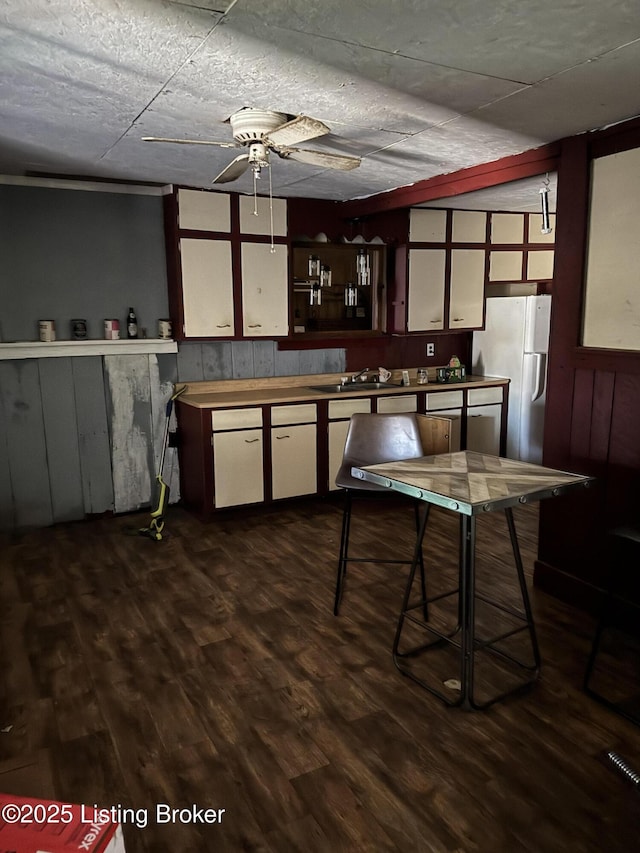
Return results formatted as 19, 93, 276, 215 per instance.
536, 122, 640, 609
71, 356, 114, 516
0, 361, 53, 529
104, 355, 154, 514
38, 357, 85, 523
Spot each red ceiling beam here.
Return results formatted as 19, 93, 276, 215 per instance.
340, 142, 561, 219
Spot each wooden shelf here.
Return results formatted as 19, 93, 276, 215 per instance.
0, 339, 178, 360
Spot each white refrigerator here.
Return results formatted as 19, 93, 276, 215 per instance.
471, 294, 551, 464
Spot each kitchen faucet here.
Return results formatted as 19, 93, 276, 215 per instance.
350, 367, 373, 382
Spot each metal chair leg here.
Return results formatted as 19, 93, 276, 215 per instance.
334, 490, 352, 615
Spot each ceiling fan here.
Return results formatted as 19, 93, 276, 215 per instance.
143, 107, 361, 183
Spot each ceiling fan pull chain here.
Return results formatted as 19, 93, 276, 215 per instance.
253, 168, 259, 215
269, 165, 275, 252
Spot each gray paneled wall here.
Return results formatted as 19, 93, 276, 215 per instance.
0, 342, 346, 531
176, 340, 345, 383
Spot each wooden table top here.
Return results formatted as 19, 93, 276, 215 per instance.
353, 450, 593, 516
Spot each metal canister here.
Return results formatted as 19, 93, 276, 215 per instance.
158, 319, 172, 339
71, 318, 88, 339
39, 320, 56, 342
104, 319, 120, 340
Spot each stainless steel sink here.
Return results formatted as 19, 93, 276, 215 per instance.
308, 382, 403, 393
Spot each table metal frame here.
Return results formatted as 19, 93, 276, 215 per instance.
352, 451, 593, 710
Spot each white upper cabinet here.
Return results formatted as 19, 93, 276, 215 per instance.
409, 209, 447, 242
178, 189, 230, 232
452, 211, 486, 243
239, 196, 287, 236
180, 238, 234, 337
449, 249, 485, 329
491, 213, 524, 244
241, 242, 289, 336
407, 249, 446, 332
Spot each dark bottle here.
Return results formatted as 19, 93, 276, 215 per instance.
127, 307, 138, 339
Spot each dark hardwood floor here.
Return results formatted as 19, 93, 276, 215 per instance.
1, 496, 639, 852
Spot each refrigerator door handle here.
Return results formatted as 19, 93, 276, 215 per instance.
531, 352, 546, 402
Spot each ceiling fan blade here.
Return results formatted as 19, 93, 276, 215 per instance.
212, 154, 251, 184
278, 147, 361, 171
264, 115, 330, 147
142, 136, 238, 149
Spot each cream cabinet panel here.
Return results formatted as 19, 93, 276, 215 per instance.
271, 403, 317, 426
466, 405, 501, 456
449, 250, 485, 329
491, 214, 524, 244
529, 214, 556, 244
241, 243, 289, 336
328, 398, 371, 419
271, 424, 317, 499
407, 249, 446, 332
213, 429, 264, 508
239, 196, 287, 236
178, 189, 230, 232
377, 395, 417, 413
527, 250, 555, 281
328, 420, 350, 491
468, 387, 503, 406
180, 239, 234, 337
452, 211, 486, 243
489, 251, 523, 282
409, 209, 447, 242
425, 391, 463, 410
211, 408, 262, 431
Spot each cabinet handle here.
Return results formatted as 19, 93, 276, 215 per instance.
216, 323, 231, 328
275, 434, 290, 440
247, 323, 262, 328
245, 438, 260, 443
452, 317, 464, 322
430, 319, 441, 323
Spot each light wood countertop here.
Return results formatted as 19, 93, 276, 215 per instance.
177, 372, 509, 409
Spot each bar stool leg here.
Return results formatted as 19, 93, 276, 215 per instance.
334, 490, 352, 615
414, 502, 429, 620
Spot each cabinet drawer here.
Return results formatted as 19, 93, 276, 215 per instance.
271, 403, 317, 425
425, 391, 464, 410
211, 408, 263, 431
377, 395, 417, 413
328, 398, 372, 419
467, 387, 504, 406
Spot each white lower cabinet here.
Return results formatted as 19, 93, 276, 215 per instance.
271, 404, 317, 499
377, 394, 417, 413
212, 408, 264, 508
271, 424, 317, 499
213, 429, 264, 508
466, 404, 502, 455
327, 398, 372, 490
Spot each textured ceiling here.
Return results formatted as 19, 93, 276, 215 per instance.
1, 0, 638, 206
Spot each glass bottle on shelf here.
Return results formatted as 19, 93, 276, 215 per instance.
308, 255, 321, 278
127, 307, 138, 339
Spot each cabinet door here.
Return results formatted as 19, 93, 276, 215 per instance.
271, 424, 317, 499
241, 243, 289, 336
466, 404, 501, 456
180, 239, 234, 337
328, 420, 351, 491
213, 429, 264, 507
449, 249, 485, 330
407, 249, 446, 331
